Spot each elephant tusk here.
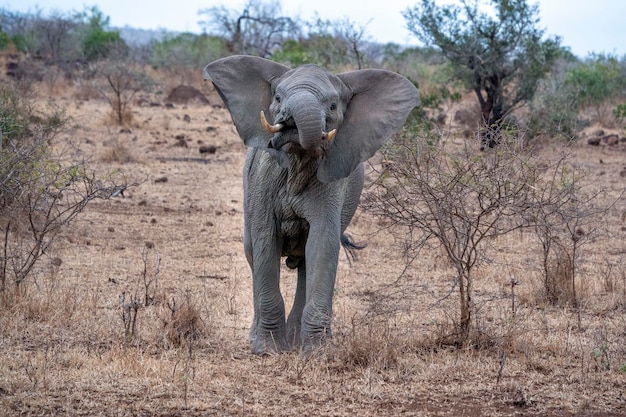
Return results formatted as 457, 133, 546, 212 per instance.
260, 111, 283, 133
322, 129, 337, 141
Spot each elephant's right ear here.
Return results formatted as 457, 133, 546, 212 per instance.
203, 56, 290, 148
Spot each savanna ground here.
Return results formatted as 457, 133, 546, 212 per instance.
1, 75, 626, 417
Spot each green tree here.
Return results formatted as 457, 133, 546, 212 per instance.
0, 30, 11, 50
404, 0, 561, 148
268, 39, 309, 67
272, 15, 373, 70
77, 6, 127, 61
565, 54, 626, 124
82, 28, 125, 61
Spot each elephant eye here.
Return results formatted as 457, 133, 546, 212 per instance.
275, 95, 281, 104
330, 102, 337, 111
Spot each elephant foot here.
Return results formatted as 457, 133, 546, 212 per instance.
299, 303, 332, 351
249, 328, 289, 355
300, 328, 332, 352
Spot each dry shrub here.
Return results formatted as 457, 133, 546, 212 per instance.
73, 83, 102, 101
100, 139, 135, 163
544, 244, 576, 306
333, 317, 399, 372
106, 98, 134, 125
160, 298, 206, 348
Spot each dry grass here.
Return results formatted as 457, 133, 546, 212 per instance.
0, 79, 625, 416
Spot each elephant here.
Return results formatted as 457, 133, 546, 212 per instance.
203, 55, 419, 354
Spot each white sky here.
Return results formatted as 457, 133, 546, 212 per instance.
5, 0, 626, 58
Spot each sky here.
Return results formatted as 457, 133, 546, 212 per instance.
5, 0, 626, 58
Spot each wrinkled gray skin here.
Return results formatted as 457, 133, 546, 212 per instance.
203, 55, 420, 354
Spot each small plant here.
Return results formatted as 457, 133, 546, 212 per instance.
614, 103, 626, 125
119, 291, 141, 343
140, 244, 160, 306
565, 54, 625, 125
162, 291, 204, 348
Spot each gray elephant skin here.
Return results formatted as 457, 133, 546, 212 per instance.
203, 55, 420, 354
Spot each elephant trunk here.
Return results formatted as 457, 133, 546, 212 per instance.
289, 93, 326, 155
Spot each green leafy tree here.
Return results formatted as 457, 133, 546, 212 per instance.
77, 6, 127, 61
0, 30, 11, 50
404, 0, 561, 148
272, 15, 372, 70
565, 54, 626, 124
267, 39, 309, 66
82, 28, 125, 61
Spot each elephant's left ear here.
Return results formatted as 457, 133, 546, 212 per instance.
317, 70, 420, 183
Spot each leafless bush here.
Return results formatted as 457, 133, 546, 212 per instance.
520, 148, 615, 308
544, 243, 576, 305
364, 133, 535, 345
99, 139, 135, 164
363, 125, 616, 346
91, 52, 155, 125
0, 82, 129, 302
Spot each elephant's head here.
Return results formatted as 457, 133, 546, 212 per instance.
203, 55, 420, 183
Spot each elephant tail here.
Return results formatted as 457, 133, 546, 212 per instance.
341, 233, 366, 265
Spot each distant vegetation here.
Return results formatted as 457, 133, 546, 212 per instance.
0, 0, 623, 137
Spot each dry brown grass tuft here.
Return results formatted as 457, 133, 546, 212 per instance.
544, 243, 577, 306
100, 138, 136, 163
161, 298, 207, 348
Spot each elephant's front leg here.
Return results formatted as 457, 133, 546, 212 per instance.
300, 223, 341, 350
247, 232, 288, 354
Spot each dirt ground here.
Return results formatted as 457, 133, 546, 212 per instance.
1, 80, 625, 416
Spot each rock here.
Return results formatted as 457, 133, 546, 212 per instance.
587, 137, 601, 146
183, 114, 191, 123
174, 134, 188, 147
604, 134, 620, 146
166, 85, 210, 105
454, 108, 477, 126
154, 176, 168, 183
199, 145, 217, 154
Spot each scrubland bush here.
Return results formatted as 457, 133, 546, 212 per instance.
0, 81, 126, 301
91, 54, 156, 125
364, 121, 615, 345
